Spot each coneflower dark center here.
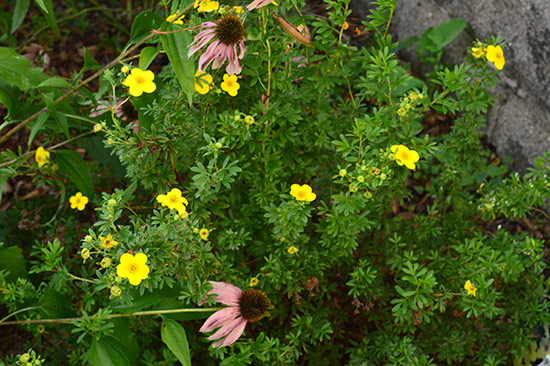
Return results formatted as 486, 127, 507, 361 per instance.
215, 15, 245, 46
238, 289, 270, 323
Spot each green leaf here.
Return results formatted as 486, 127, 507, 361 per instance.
37, 289, 76, 318
81, 47, 102, 74
0, 47, 48, 90
34, 0, 60, 38
160, 24, 194, 107
417, 18, 466, 56
28, 112, 49, 148
11, 0, 30, 33
54, 111, 69, 138
0, 79, 18, 117
90, 338, 130, 366
161, 317, 191, 366
139, 47, 159, 70
37, 76, 70, 88
128, 10, 161, 47
56, 149, 94, 198
0, 246, 27, 281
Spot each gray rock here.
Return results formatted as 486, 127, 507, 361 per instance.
350, 0, 550, 173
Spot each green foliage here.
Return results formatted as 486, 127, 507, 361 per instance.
1, 1, 549, 366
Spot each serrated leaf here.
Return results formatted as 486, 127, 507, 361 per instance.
160, 24, 194, 107
56, 149, 94, 198
161, 317, 191, 366
90, 338, 130, 366
139, 47, 159, 70
11, 0, 30, 33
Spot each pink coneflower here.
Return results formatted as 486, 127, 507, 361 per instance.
200, 281, 270, 348
188, 15, 246, 75
246, 0, 275, 11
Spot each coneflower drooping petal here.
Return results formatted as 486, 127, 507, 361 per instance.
199, 281, 270, 348
246, 0, 275, 11
188, 15, 246, 75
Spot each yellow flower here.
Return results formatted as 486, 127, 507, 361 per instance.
156, 188, 188, 215
195, 71, 213, 94
117, 253, 150, 286
250, 277, 259, 286
35, 146, 50, 168
471, 47, 484, 58
464, 280, 477, 297
290, 184, 316, 202
194, 0, 219, 12
357, 175, 365, 183
288, 246, 299, 254
397, 107, 407, 117
485, 45, 505, 70
342, 21, 349, 30
123, 68, 156, 97
244, 115, 255, 125
69, 192, 89, 211
20, 354, 30, 363
121, 65, 129, 73
100, 257, 112, 268
99, 233, 119, 249
199, 228, 209, 240
233, 5, 244, 14
390, 145, 420, 170
339, 169, 347, 177
166, 13, 185, 25
36, 324, 45, 333
81, 248, 90, 260
221, 74, 240, 96
110, 286, 122, 297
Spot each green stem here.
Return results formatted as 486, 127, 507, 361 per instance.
0, 306, 41, 324
0, 307, 224, 326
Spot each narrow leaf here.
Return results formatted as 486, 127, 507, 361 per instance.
56, 149, 94, 198
28, 112, 49, 148
139, 47, 159, 70
34, 0, 61, 38
11, 0, 31, 33
161, 317, 191, 366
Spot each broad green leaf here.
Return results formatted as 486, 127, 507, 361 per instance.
54, 111, 69, 138
0, 47, 48, 90
161, 317, 191, 366
160, 23, 194, 107
11, 0, 30, 33
0, 79, 18, 117
37, 76, 70, 88
428, 18, 467, 50
128, 11, 161, 47
0, 246, 27, 281
28, 112, 49, 148
34, 0, 60, 38
139, 47, 159, 70
37, 289, 76, 318
80, 47, 102, 74
108, 322, 139, 363
56, 149, 94, 198
90, 338, 130, 366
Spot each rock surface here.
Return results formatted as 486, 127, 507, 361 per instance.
351, 0, 550, 173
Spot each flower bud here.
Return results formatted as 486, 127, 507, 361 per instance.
101, 257, 112, 268
81, 248, 90, 260
20, 354, 30, 363
110, 286, 122, 297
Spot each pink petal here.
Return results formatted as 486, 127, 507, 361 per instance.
188, 29, 217, 57
200, 307, 240, 333
225, 45, 242, 75
212, 47, 228, 69
207, 281, 242, 306
246, 0, 274, 11
207, 316, 245, 340
238, 40, 246, 59
198, 40, 222, 72
212, 317, 247, 348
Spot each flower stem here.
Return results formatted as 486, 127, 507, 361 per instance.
0, 307, 224, 326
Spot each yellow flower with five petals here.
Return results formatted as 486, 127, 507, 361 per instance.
290, 184, 316, 202
117, 253, 150, 286
195, 71, 213, 94
123, 68, 156, 97
221, 74, 240, 96
69, 192, 89, 211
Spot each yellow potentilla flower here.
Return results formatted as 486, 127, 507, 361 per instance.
35, 146, 50, 168
233, 5, 244, 14
194, 0, 219, 12
290, 184, 316, 202
156, 188, 188, 215
99, 233, 119, 249
342, 21, 349, 30
471, 47, 484, 58
288, 245, 299, 254
397, 107, 407, 117
123, 68, 156, 97
485, 45, 505, 70
199, 228, 209, 240
221, 74, 240, 96
250, 277, 259, 286
244, 115, 255, 125
117, 253, 150, 286
69, 192, 89, 211
166, 13, 185, 25
390, 144, 420, 170
121, 65, 130, 73
464, 280, 477, 297
339, 169, 347, 177
194, 71, 213, 94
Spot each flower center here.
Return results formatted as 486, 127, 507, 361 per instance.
128, 264, 138, 273
136, 76, 145, 85
215, 15, 245, 46
297, 191, 306, 199
238, 289, 270, 323
169, 195, 178, 204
